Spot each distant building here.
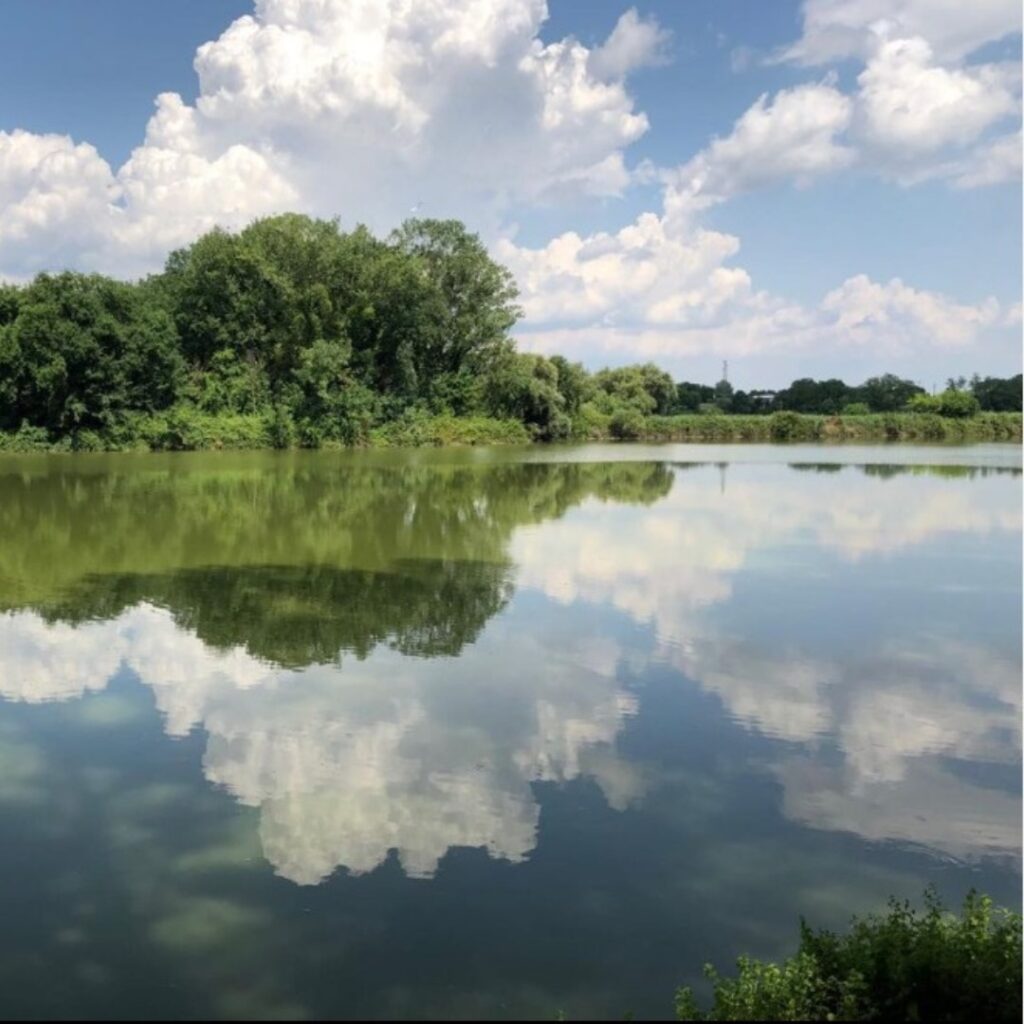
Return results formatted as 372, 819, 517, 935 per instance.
748, 390, 777, 408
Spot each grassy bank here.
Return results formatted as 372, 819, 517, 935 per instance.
631, 410, 1023, 443
0, 408, 533, 453
0, 409, 1019, 453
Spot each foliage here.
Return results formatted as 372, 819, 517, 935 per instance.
288, 337, 378, 445
676, 889, 1022, 1022
370, 412, 530, 447
908, 389, 981, 418
713, 377, 734, 412
390, 218, 521, 379
483, 349, 571, 439
676, 381, 715, 412
590, 363, 676, 416
769, 410, 814, 442
0, 421, 54, 452
970, 372, 1022, 411
775, 377, 852, 414
608, 406, 646, 440
859, 373, 925, 413
142, 407, 274, 450
938, 389, 981, 417
0, 272, 183, 434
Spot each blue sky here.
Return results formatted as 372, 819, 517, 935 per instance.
0, 0, 1020, 387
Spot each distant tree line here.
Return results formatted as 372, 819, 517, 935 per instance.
676, 372, 1023, 417
0, 213, 1020, 448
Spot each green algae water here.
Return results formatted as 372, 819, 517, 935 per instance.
0, 444, 1019, 1020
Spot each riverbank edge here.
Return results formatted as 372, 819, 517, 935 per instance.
0, 410, 1020, 453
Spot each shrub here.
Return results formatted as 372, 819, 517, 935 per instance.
70, 430, 105, 452
938, 389, 980, 418
841, 402, 870, 415
908, 390, 981, 418
608, 406, 645, 440
769, 410, 805, 442
574, 402, 611, 440
146, 406, 272, 450
370, 413, 529, 447
906, 392, 941, 414
676, 889, 1022, 1022
0, 421, 52, 452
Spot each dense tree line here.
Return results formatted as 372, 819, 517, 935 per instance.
0, 213, 1019, 448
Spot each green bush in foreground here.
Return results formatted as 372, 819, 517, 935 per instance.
675, 890, 1021, 1022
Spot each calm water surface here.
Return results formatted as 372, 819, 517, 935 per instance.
0, 444, 1020, 1020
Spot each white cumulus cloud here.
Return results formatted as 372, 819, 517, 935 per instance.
0, 0, 655, 280
854, 37, 1020, 173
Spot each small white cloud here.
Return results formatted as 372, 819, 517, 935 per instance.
949, 128, 1023, 188
782, 0, 1022, 66
588, 8, 672, 81
728, 45, 757, 73
666, 80, 854, 213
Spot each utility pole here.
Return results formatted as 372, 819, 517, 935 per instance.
721, 359, 728, 384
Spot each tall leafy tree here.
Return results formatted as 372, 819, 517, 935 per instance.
391, 219, 521, 380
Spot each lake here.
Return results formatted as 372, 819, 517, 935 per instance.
0, 443, 1019, 1020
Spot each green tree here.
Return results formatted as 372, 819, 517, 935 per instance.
483, 349, 570, 439
550, 355, 590, 417
971, 373, 1022, 411
289, 337, 377, 445
713, 377, 734, 412
391, 218, 521, 380
0, 283, 22, 417
590, 363, 675, 416
161, 228, 289, 379
861, 373, 924, 412
775, 377, 852, 414
0, 272, 183, 433
907, 392, 942, 414
675, 381, 715, 413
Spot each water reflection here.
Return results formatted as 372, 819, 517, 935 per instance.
513, 458, 1020, 863
0, 458, 669, 884
1, 602, 640, 884
672, 635, 1021, 860
0, 449, 1018, 897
